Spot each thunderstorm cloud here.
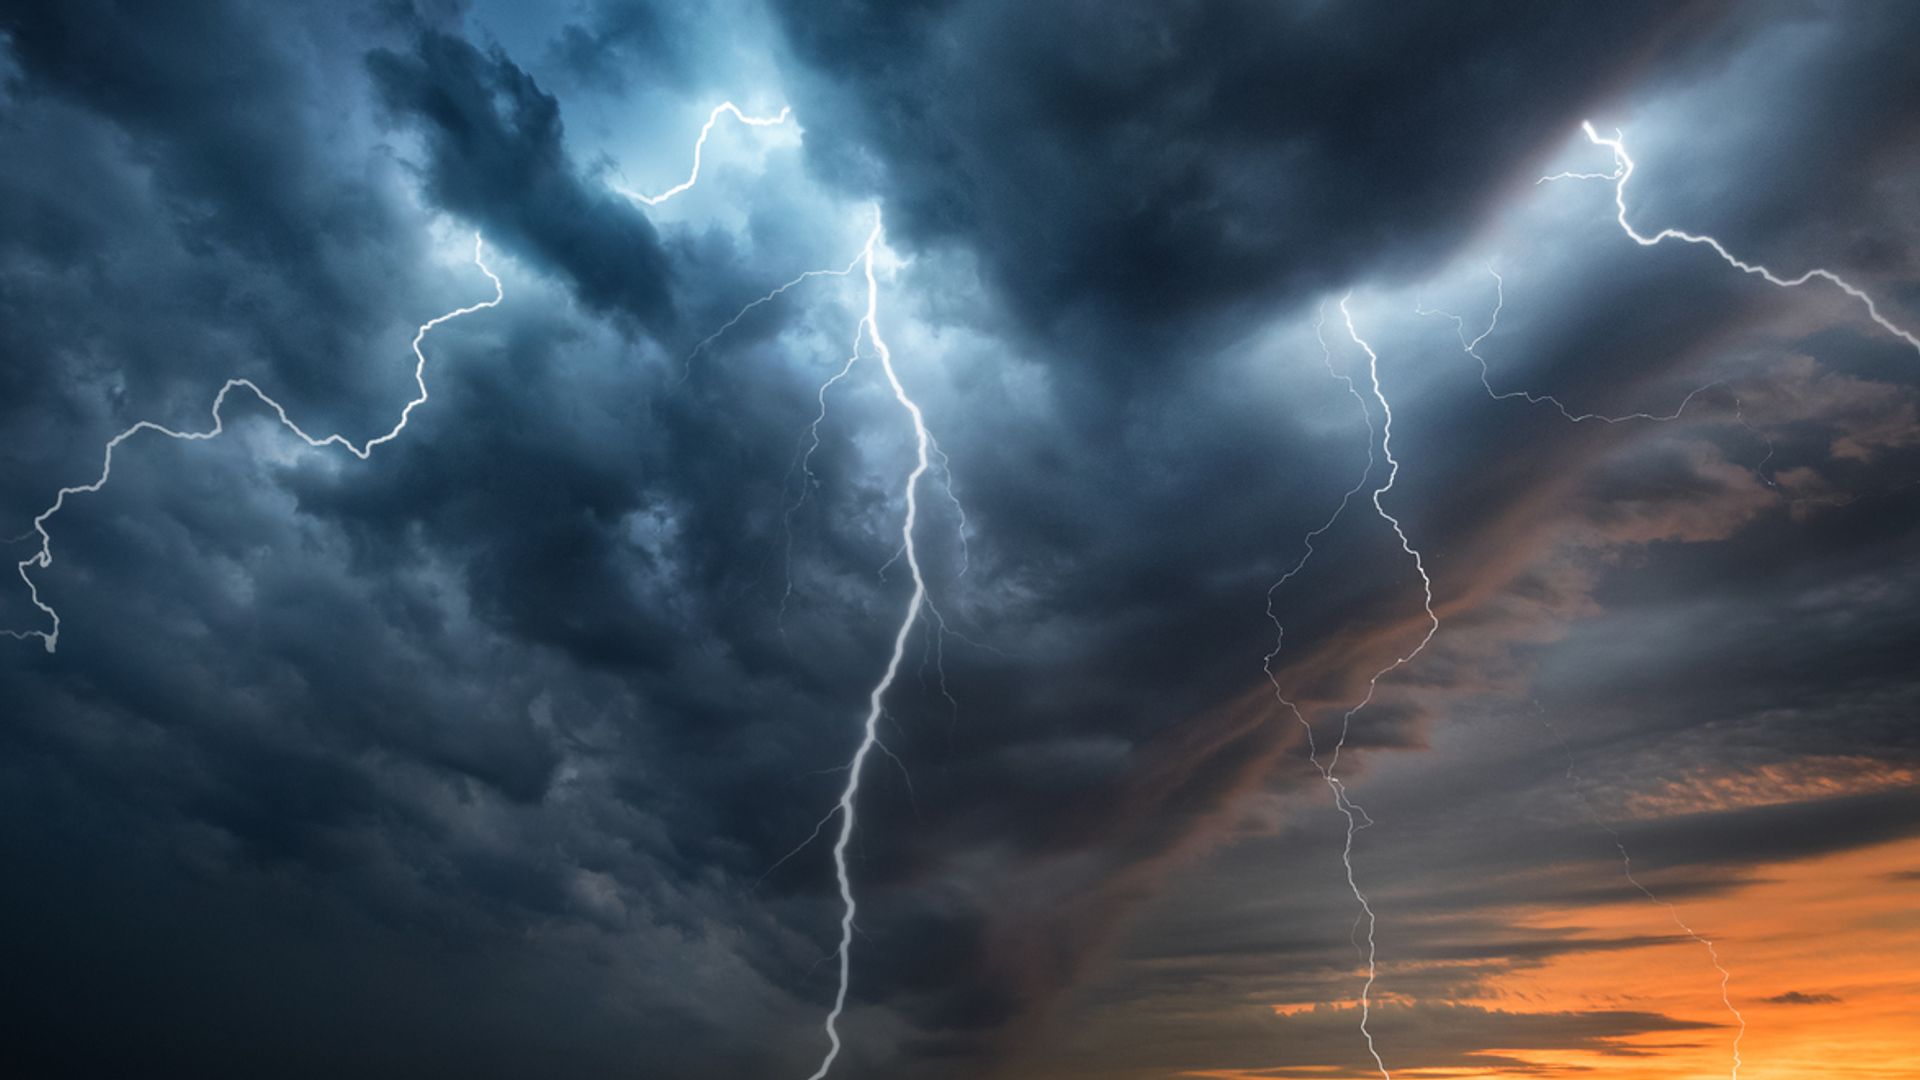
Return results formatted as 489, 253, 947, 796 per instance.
1, 2, 1916, 1078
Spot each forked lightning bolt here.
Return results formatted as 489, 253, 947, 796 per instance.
684, 258, 860, 383
5, 234, 503, 652
1265, 295, 1438, 1080
1534, 710, 1748, 1080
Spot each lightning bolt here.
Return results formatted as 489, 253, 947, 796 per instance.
13, 97, 799, 653
607, 102, 960, 1073
671, 202, 946, 1077
1553, 122, 1920, 356
1265, 295, 1438, 1080
612, 102, 793, 207
5, 234, 503, 652
802, 207, 932, 1080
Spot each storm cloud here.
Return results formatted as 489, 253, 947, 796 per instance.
2, 2, 1917, 1078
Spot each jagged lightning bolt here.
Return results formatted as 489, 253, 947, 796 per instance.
612, 101, 793, 207
803, 207, 932, 1080
613, 105, 966, 1072
685, 205, 948, 1077
1610, 841, 1746, 1079
1554, 122, 1920, 356
1264, 295, 1439, 1080
5, 234, 503, 652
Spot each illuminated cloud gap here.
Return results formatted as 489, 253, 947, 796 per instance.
613, 101, 793, 207
6, 234, 503, 652
1264, 297, 1439, 1080
1559, 122, 1920, 356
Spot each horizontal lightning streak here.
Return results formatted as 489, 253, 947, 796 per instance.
6, 234, 503, 652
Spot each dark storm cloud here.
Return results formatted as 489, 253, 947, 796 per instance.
1764, 990, 1842, 1005
366, 28, 679, 329
2, 1, 1919, 1078
770, 0, 1729, 367
542, 0, 682, 96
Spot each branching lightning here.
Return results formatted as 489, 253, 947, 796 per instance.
613, 102, 793, 207
1264, 296, 1439, 1080
5, 234, 503, 652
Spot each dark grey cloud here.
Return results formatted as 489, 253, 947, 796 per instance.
770, 0, 1733, 368
1764, 990, 1841, 1006
2, 1, 1918, 1078
366, 27, 679, 330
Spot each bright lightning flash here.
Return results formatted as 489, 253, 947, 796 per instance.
804, 208, 933, 1080
610, 102, 955, 1075
5, 234, 503, 652
1264, 295, 1439, 1080
613, 102, 793, 207
676, 204, 946, 1079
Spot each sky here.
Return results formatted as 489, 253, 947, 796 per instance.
1, 2, 1917, 1078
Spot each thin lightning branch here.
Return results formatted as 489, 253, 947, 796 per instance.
1263, 297, 1439, 1080
1536, 711, 1747, 1080
1552, 122, 1920, 356
613, 102, 793, 207
1416, 268, 1722, 424
779, 338, 865, 632
6, 234, 503, 652
807, 207, 934, 1080
682, 258, 861, 382
1611, 843, 1746, 1080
